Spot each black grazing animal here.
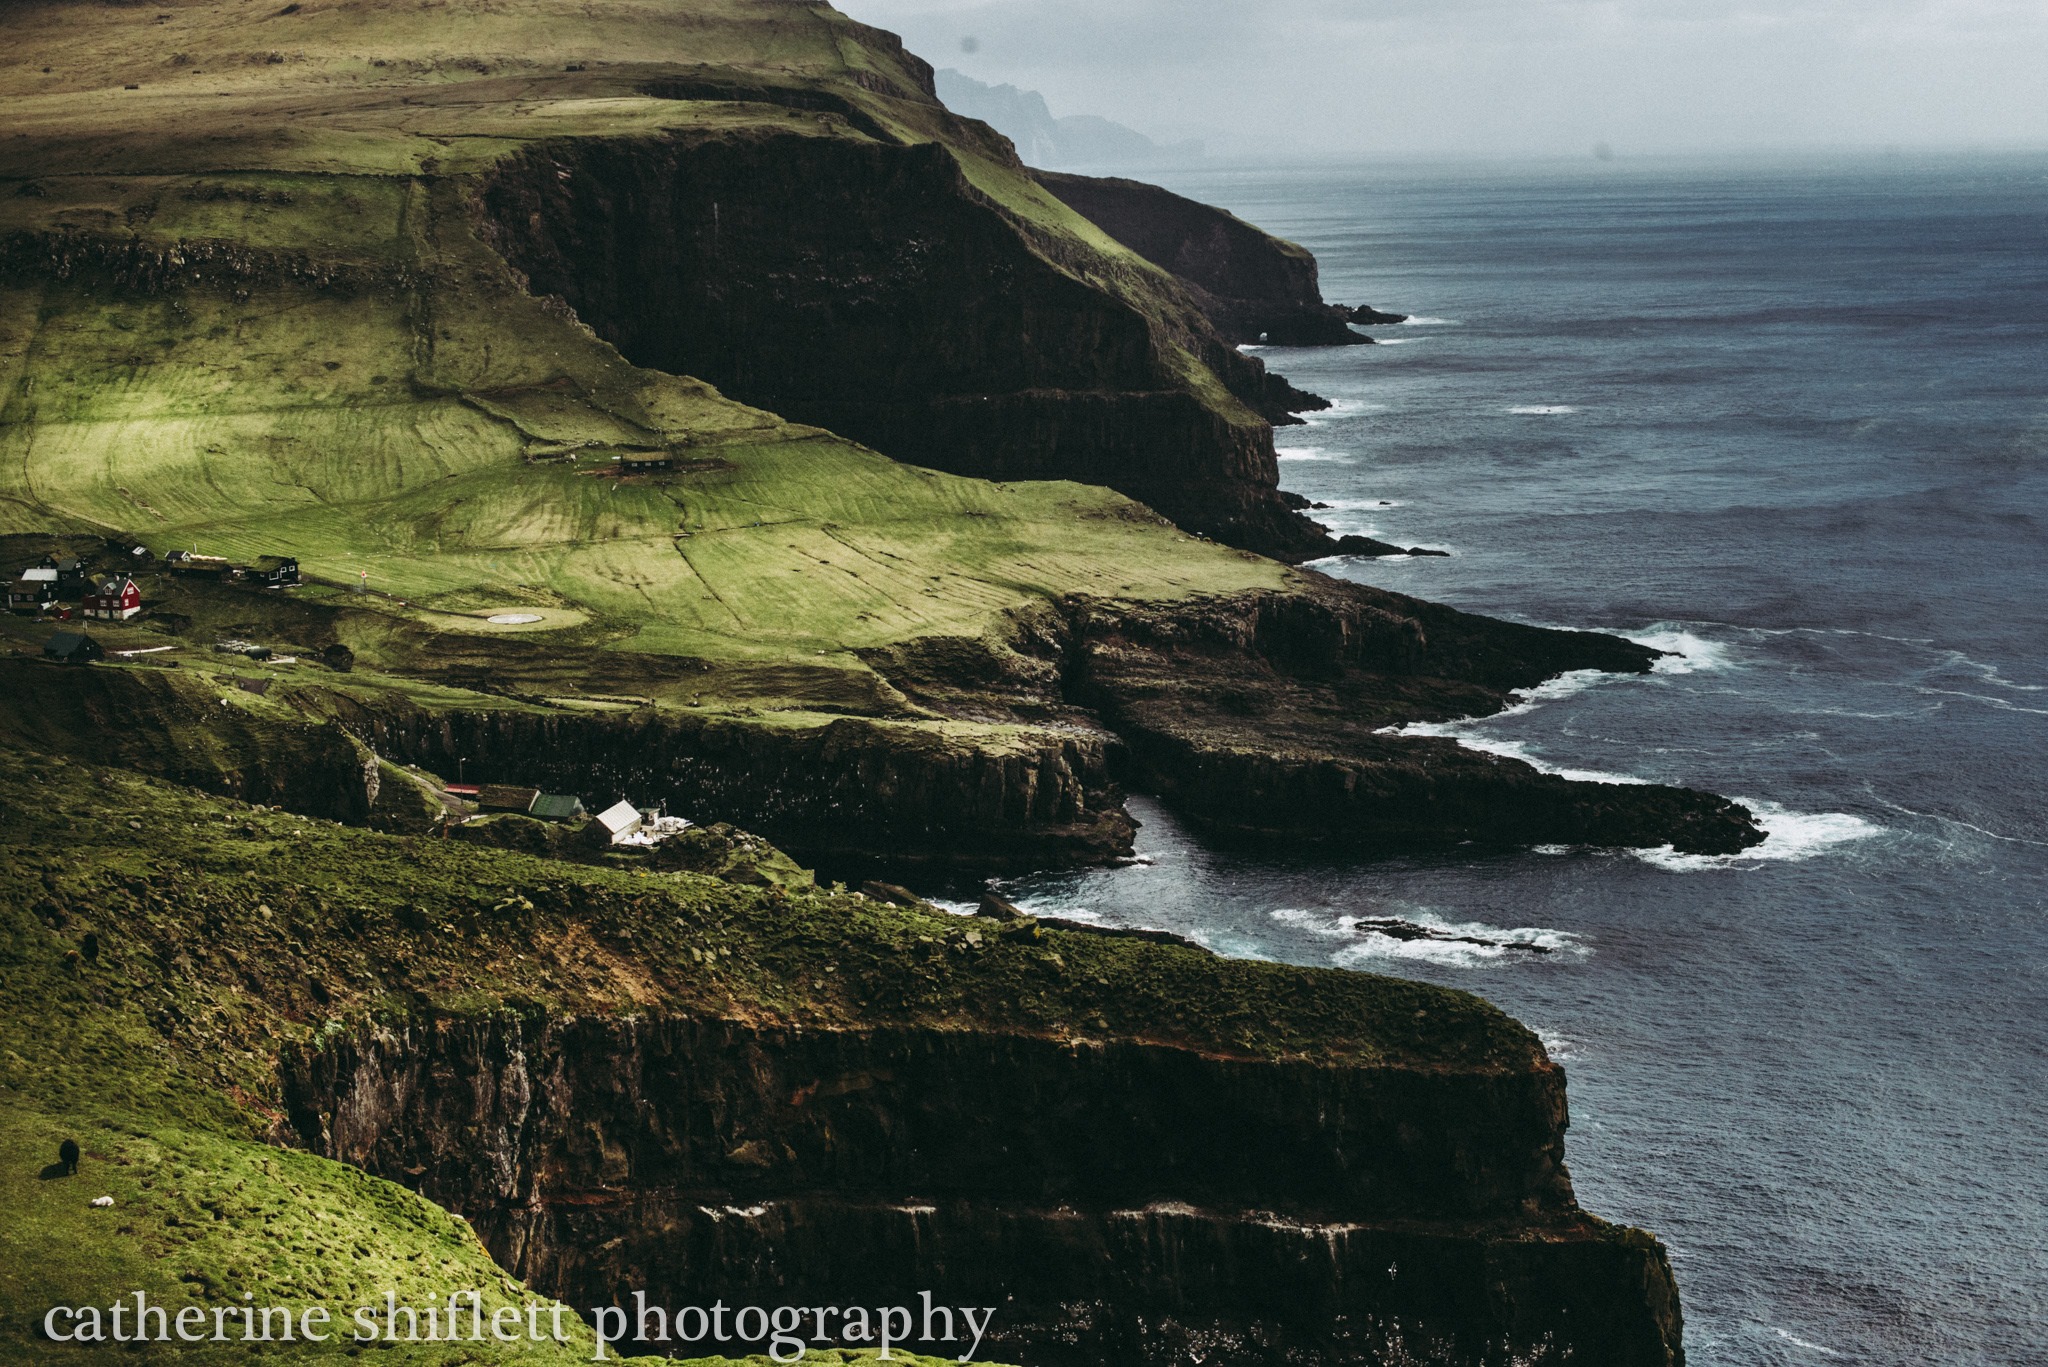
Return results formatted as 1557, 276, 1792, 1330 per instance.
80, 932, 99, 963
58, 1139, 80, 1175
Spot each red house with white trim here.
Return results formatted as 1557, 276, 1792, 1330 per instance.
82, 576, 142, 621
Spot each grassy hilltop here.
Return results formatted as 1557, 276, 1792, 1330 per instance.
0, 748, 1547, 1364
0, 0, 1287, 693
0, 7, 1705, 1362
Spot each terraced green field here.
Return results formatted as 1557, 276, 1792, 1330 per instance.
0, 0, 1286, 700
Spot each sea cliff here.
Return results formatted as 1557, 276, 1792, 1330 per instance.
0, 1, 1726, 1359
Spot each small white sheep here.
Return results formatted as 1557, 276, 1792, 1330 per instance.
90, 1196, 114, 1208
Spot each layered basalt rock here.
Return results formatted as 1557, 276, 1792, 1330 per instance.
476, 131, 1339, 558
282, 1012, 1684, 1366
1060, 588, 1764, 855
868, 580, 1767, 859
345, 699, 1135, 876
1036, 170, 1366, 347
0, 572, 1760, 873
0, 659, 383, 825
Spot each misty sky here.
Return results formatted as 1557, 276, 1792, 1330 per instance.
836, 0, 2048, 159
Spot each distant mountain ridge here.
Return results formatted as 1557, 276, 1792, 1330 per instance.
935, 68, 1202, 169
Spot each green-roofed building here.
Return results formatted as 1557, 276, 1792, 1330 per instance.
530, 793, 587, 823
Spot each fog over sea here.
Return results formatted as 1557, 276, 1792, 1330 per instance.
994, 154, 2048, 1364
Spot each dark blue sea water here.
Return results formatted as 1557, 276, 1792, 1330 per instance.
1003, 154, 2048, 1364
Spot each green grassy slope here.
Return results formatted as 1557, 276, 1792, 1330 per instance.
0, 10, 1290, 714
0, 746, 1541, 1361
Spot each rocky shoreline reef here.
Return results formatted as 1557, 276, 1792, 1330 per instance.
0, 0, 1727, 1360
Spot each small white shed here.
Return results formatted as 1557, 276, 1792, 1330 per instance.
592, 800, 644, 845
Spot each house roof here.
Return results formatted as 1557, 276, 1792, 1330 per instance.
20, 566, 56, 581
252, 555, 298, 571
476, 784, 540, 812
45, 632, 97, 656
530, 793, 585, 821
593, 800, 642, 834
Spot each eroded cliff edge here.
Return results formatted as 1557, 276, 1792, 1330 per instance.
1036, 169, 1370, 348
0, 753, 1682, 1366
475, 123, 1339, 559
286, 1014, 1684, 1367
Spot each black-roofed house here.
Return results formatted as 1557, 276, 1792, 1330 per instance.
8, 577, 58, 614
618, 452, 677, 474
43, 631, 104, 664
249, 555, 300, 588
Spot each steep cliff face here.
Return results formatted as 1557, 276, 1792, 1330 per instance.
0, 575, 1757, 874
1060, 589, 1764, 855
1036, 171, 1365, 347
342, 695, 1135, 875
865, 581, 1767, 859
283, 1013, 1683, 1366
477, 131, 1337, 558
0, 659, 382, 825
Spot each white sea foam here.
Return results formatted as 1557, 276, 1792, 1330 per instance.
1399, 315, 1455, 325
1771, 1327, 1840, 1356
1623, 626, 1735, 675
1635, 800, 1884, 872
1301, 907, 1587, 969
1537, 1030, 1579, 1061
1507, 404, 1577, 415
1275, 446, 1347, 462
1384, 670, 1645, 784
1038, 905, 1103, 921
1374, 337, 1416, 345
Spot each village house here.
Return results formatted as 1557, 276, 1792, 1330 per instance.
7, 577, 59, 614
477, 784, 541, 814
53, 558, 90, 594
248, 555, 301, 588
165, 549, 237, 580
529, 793, 587, 822
81, 576, 143, 621
590, 799, 644, 846
43, 631, 104, 665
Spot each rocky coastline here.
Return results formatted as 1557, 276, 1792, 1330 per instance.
280, 1003, 1684, 1366
0, 3, 1737, 1359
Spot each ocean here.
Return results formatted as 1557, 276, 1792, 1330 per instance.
995, 153, 2048, 1364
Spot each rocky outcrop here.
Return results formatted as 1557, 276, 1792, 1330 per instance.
344, 699, 1135, 877
0, 659, 381, 824
870, 581, 1766, 859
282, 1012, 1684, 1366
476, 132, 1339, 559
1036, 170, 1365, 348
0, 576, 1760, 871
1350, 304, 1410, 326
1060, 588, 1763, 856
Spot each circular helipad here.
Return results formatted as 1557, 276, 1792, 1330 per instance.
487, 613, 544, 625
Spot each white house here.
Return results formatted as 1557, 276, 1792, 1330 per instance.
591, 800, 644, 845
